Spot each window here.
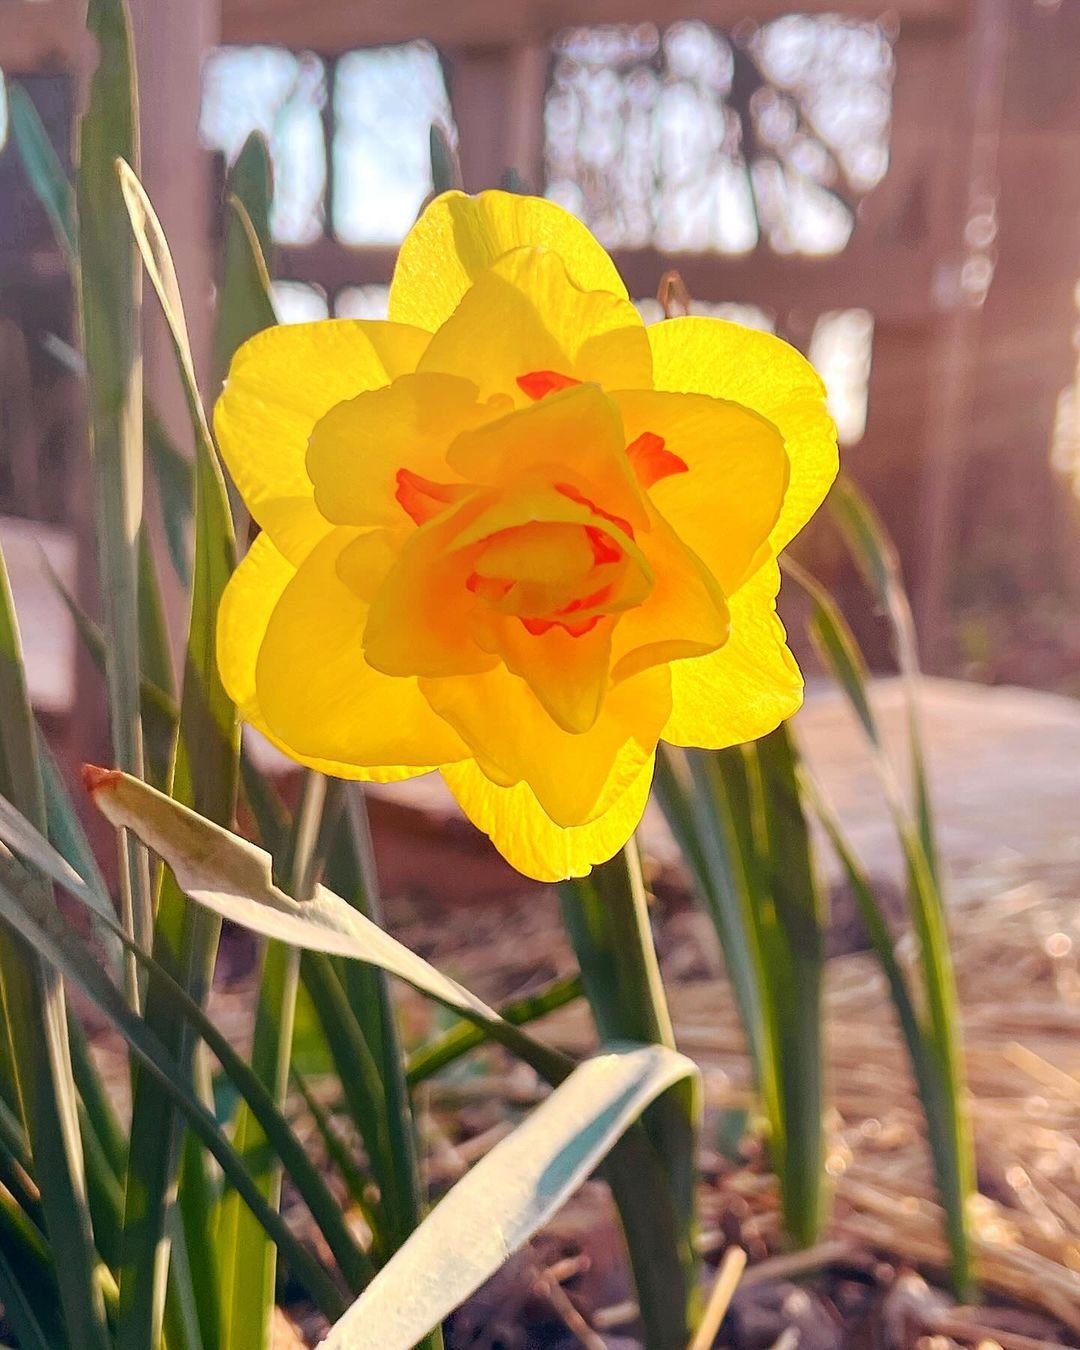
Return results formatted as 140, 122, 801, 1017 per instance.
545, 18, 894, 257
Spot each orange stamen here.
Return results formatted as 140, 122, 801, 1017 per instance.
626, 431, 688, 489
516, 370, 581, 401
395, 468, 471, 526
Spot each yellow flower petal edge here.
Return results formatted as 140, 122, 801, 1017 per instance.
216, 190, 838, 878
442, 755, 656, 883
663, 561, 804, 749
217, 531, 451, 783
649, 316, 838, 554
215, 319, 429, 564
389, 190, 628, 333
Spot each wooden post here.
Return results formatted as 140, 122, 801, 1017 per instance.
128, 0, 220, 672
914, 0, 1011, 667
916, 0, 1080, 668
445, 42, 548, 193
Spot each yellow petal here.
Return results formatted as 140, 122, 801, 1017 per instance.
420, 664, 668, 828
441, 754, 655, 882
389, 190, 627, 333
214, 319, 429, 563
307, 372, 496, 529
217, 532, 430, 781
613, 389, 788, 593
418, 247, 650, 404
491, 616, 615, 735
648, 318, 837, 554
217, 530, 294, 721
254, 529, 470, 771
363, 498, 500, 680
611, 500, 730, 683
662, 560, 804, 749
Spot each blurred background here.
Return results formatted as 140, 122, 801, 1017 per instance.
0, 0, 1078, 755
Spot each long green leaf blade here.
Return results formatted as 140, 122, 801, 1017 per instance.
323, 1045, 698, 1350
212, 139, 277, 391
115, 156, 240, 1349
7, 83, 76, 260
788, 539, 974, 1293
0, 541, 109, 1350
75, 0, 153, 965
0, 851, 346, 1321
746, 726, 826, 1247
406, 973, 582, 1086
653, 747, 767, 1075
558, 846, 699, 1348
88, 769, 571, 1084
217, 772, 319, 1350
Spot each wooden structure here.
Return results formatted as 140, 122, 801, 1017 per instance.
1, 0, 1079, 702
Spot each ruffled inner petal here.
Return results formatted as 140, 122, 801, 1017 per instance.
418, 247, 650, 406
422, 663, 669, 828
306, 371, 499, 529
613, 387, 789, 594
254, 529, 470, 769
214, 319, 429, 563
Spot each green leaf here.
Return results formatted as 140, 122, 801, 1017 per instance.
0, 784, 121, 973
217, 772, 319, 1350
7, 83, 76, 260
41, 556, 179, 747
115, 155, 241, 1350
0, 849, 347, 1322
0, 539, 110, 1350
322, 1044, 698, 1350
0, 1244, 59, 1350
88, 769, 573, 1085
656, 729, 827, 1253
75, 0, 153, 963
429, 124, 462, 194
145, 404, 194, 586
829, 476, 939, 883
0, 779, 371, 1302
227, 132, 273, 263
292, 1073, 378, 1229
215, 942, 300, 1350
406, 973, 582, 1086
745, 726, 826, 1247
329, 785, 427, 1261
212, 137, 277, 391
558, 846, 699, 1347
786, 530, 974, 1294
654, 747, 767, 1075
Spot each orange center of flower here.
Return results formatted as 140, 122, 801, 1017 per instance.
386, 371, 689, 645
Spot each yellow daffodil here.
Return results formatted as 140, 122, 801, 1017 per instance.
215, 191, 837, 881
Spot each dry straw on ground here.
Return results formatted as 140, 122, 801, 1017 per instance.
409, 860, 1080, 1342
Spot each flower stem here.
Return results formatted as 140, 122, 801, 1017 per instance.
558, 840, 700, 1349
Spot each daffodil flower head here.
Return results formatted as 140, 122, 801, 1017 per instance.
216, 191, 838, 881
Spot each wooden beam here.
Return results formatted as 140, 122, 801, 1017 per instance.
0, 0, 88, 74
277, 233, 936, 323
222, 0, 970, 54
